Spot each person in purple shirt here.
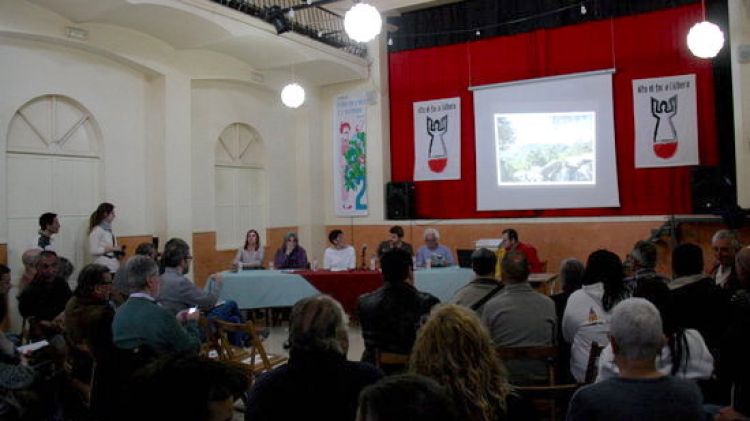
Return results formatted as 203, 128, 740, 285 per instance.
415, 228, 454, 268
273, 232, 309, 269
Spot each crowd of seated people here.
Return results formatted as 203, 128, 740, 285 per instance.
4, 219, 750, 421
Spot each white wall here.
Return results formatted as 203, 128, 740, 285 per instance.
0, 36, 151, 239
730, 1, 750, 209
190, 79, 301, 237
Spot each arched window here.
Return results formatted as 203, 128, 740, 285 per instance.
5, 94, 102, 328
214, 123, 267, 249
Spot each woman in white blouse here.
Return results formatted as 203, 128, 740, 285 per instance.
323, 229, 355, 271
88, 202, 123, 273
234, 229, 264, 269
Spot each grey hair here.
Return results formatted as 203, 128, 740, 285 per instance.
712, 229, 741, 250
423, 228, 440, 241
610, 298, 664, 360
125, 255, 159, 291
21, 249, 41, 268
287, 295, 349, 356
630, 240, 657, 269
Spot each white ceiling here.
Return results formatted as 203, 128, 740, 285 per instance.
25, 0, 448, 86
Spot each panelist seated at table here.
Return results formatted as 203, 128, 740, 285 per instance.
324, 229, 356, 271
377, 225, 414, 258
415, 228, 454, 268
234, 229, 264, 270
501, 228, 544, 273
273, 232, 309, 269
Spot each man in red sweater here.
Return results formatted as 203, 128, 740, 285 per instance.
502, 228, 544, 273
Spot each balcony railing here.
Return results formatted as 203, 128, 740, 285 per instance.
212, 0, 368, 58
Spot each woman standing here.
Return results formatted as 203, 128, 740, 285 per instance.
88, 203, 122, 273
234, 229, 264, 269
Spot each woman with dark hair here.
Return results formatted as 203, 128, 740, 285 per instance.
234, 229, 264, 269
551, 258, 585, 383
88, 203, 123, 273
272, 232, 308, 269
409, 304, 512, 421
596, 278, 713, 381
562, 249, 630, 382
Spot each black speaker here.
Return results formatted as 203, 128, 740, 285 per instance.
386, 182, 415, 220
692, 166, 733, 214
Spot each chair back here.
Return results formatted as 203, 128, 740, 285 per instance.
496, 346, 558, 385
374, 349, 410, 375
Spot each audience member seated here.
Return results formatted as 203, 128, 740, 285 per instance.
410, 304, 513, 421
123, 355, 249, 421
377, 225, 414, 258
567, 298, 704, 421
17, 251, 71, 341
717, 247, 750, 419
481, 251, 556, 385
63, 264, 117, 419
449, 248, 503, 315
158, 238, 244, 345
669, 243, 727, 352
358, 248, 439, 364
415, 228, 453, 268
551, 258, 584, 384
357, 374, 459, 421
88, 202, 124, 274
246, 295, 382, 421
0, 265, 10, 334
711, 229, 741, 293
113, 242, 159, 305
33, 212, 59, 252
0, 270, 45, 421
272, 232, 308, 269
501, 228, 544, 273
597, 277, 713, 382
562, 249, 630, 383
323, 229, 356, 270
623, 240, 670, 292
113, 256, 201, 355
17, 249, 41, 293
234, 229, 264, 270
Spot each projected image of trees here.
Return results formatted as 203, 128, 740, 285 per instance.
494, 112, 595, 185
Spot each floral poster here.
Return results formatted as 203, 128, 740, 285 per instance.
334, 91, 368, 216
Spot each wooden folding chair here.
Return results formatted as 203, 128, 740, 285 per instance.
496, 346, 577, 421
212, 319, 287, 375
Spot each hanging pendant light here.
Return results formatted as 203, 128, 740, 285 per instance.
344, 3, 382, 43
281, 83, 305, 108
687, 21, 724, 58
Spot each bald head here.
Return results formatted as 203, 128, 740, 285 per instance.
735, 247, 750, 289
22, 249, 41, 270
501, 251, 529, 284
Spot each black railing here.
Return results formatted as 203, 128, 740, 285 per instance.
212, 0, 368, 58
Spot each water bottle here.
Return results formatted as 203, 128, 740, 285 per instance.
369, 256, 377, 271
426, 257, 432, 270
311, 259, 319, 271
268, 261, 274, 271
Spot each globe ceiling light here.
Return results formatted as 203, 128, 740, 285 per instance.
344, 3, 382, 43
687, 21, 724, 59
281, 83, 305, 108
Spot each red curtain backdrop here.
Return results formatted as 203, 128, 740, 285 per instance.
388, 3, 719, 219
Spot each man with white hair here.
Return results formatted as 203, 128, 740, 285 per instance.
567, 298, 703, 420
711, 229, 741, 292
415, 228, 453, 268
